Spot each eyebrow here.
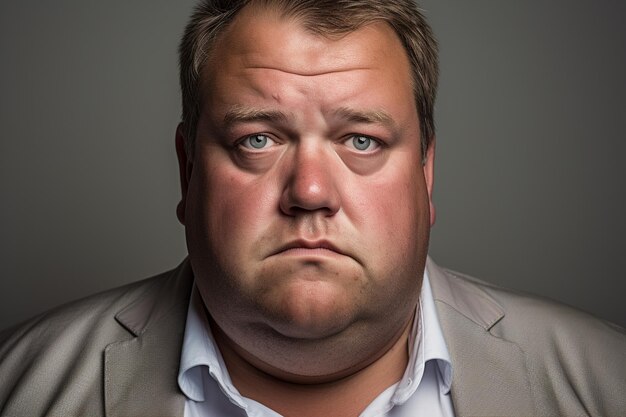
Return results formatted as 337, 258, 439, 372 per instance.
223, 105, 289, 128
332, 107, 397, 130
222, 105, 397, 131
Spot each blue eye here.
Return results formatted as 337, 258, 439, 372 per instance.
348, 135, 380, 152
241, 134, 272, 149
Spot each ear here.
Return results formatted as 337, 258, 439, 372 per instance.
422, 138, 436, 226
175, 123, 192, 225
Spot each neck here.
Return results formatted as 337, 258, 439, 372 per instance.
212, 316, 414, 417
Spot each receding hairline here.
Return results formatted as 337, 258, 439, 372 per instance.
198, 5, 417, 111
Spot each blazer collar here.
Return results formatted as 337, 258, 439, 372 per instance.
427, 257, 536, 416
104, 260, 193, 417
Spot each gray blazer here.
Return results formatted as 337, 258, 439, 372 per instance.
1, 258, 625, 416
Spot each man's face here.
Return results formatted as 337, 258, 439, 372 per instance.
177, 6, 435, 379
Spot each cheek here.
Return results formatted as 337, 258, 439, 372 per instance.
346, 164, 430, 281
188, 162, 278, 254
354, 168, 427, 237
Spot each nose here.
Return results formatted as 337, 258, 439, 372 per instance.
279, 144, 341, 217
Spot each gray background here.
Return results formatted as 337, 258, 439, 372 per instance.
1, 0, 624, 330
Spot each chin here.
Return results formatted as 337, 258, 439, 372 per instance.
258, 279, 359, 340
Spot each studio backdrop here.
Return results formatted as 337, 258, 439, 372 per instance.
1, 0, 624, 330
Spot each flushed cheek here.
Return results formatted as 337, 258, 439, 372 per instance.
190, 163, 278, 260
354, 168, 423, 220
348, 175, 427, 271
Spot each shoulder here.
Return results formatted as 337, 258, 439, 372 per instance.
437, 264, 626, 343
0, 264, 187, 417
428, 259, 626, 415
0, 266, 175, 349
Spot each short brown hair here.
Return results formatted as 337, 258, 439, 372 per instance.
179, 0, 438, 159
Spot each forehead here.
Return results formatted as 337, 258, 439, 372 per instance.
204, 4, 411, 81
195, 4, 419, 137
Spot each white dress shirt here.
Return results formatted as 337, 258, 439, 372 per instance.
178, 270, 455, 417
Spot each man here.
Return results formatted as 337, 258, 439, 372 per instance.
1, 1, 625, 416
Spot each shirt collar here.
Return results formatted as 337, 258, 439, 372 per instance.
391, 269, 453, 404
178, 269, 453, 407
177, 286, 246, 407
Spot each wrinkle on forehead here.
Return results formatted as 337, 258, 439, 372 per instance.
208, 7, 403, 82
235, 44, 378, 78
244, 65, 373, 77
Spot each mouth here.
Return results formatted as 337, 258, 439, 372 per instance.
270, 240, 348, 258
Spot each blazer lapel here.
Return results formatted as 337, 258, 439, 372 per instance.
104, 261, 193, 417
427, 259, 537, 416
